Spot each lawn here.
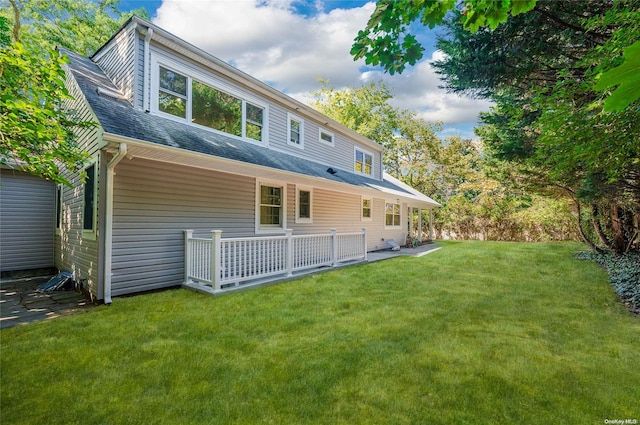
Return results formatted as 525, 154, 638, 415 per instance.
1, 241, 639, 424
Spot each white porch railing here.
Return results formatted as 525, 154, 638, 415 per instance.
184, 228, 367, 293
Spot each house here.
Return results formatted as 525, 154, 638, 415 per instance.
51, 16, 440, 303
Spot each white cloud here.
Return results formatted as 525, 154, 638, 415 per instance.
152, 1, 491, 132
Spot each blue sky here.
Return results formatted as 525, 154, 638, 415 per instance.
119, 0, 491, 140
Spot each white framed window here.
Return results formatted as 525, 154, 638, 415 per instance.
355, 147, 373, 176
152, 57, 267, 143
256, 180, 287, 233
319, 128, 334, 146
287, 113, 304, 148
295, 186, 313, 224
82, 161, 98, 239
385, 201, 401, 228
55, 184, 63, 234
361, 197, 372, 222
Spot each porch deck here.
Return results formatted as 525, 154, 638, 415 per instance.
183, 232, 440, 296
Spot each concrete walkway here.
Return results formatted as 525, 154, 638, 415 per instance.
366, 241, 441, 262
0, 276, 94, 330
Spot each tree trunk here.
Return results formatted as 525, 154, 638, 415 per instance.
591, 204, 613, 250
611, 204, 626, 254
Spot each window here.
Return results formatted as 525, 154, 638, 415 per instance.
192, 79, 242, 136
56, 185, 63, 233
296, 187, 312, 223
159, 66, 187, 118
83, 163, 97, 235
258, 183, 285, 231
361, 197, 372, 221
154, 61, 265, 142
319, 129, 334, 146
355, 148, 373, 175
385, 202, 401, 227
287, 113, 304, 148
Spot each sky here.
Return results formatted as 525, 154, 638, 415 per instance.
119, 0, 493, 140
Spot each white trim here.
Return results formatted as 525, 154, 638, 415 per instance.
318, 128, 334, 146
361, 196, 372, 222
81, 159, 98, 240
103, 143, 127, 305
55, 184, 63, 235
295, 186, 313, 224
287, 112, 304, 149
255, 179, 287, 234
354, 146, 374, 176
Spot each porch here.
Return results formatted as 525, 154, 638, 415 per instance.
183, 228, 369, 294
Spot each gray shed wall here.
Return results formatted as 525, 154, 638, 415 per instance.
0, 169, 55, 272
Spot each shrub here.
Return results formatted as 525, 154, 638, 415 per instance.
575, 250, 640, 314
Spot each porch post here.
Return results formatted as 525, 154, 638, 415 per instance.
429, 209, 434, 241
330, 228, 337, 267
418, 209, 423, 243
184, 230, 193, 285
285, 229, 293, 277
212, 230, 222, 291
362, 227, 368, 261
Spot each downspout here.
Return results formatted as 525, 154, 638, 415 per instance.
142, 27, 153, 112
104, 143, 127, 304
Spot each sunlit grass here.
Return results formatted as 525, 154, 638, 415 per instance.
1, 241, 638, 424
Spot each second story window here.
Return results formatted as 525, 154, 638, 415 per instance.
159, 66, 187, 118
287, 113, 304, 148
154, 60, 265, 143
355, 148, 373, 176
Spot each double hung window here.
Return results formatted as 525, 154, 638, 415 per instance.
385, 202, 401, 227
355, 148, 373, 176
259, 184, 284, 229
296, 187, 312, 223
361, 198, 372, 221
287, 113, 304, 148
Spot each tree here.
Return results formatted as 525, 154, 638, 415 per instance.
0, 0, 147, 185
0, 17, 91, 185
351, 0, 639, 110
310, 82, 576, 242
434, 0, 640, 252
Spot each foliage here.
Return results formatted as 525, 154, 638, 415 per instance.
0, 0, 145, 185
351, 0, 536, 74
2, 241, 639, 424
310, 81, 576, 242
0, 0, 147, 55
434, 0, 640, 253
0, 18, 91, 185
576, 250, 640, 314
593, 38, 640, 111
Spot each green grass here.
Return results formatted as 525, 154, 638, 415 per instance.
1, 241, 639, 424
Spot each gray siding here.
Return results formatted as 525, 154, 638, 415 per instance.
0, 170, 55, 272
111, 157, 256, 296
286, 184, 405, 252
110, 157, 407, 296
55, 69, 104, 298
94, 25, 136, 103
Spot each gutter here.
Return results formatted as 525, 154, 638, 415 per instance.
142, 27, 153, 112
103, 143, 127, 304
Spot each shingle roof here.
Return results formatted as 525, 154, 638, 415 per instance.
61, 48, 439, 206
